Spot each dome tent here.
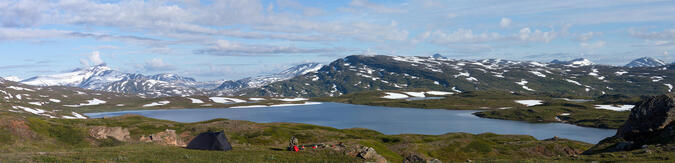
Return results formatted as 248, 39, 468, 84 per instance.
186, 131, 232, 151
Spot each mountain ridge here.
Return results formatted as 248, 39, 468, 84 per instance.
236, 55, 673, 97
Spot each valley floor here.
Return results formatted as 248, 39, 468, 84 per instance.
0, 109, 672, 162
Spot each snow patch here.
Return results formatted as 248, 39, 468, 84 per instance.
63, 98, 107, 107
187, 98, 204, 104
7, 86, 34, 91
49, 99, 61, 103
565, 79, 582, 86
426, 91, 454, 96
404, 92, 426, 97
595, 105, 634, 111
515, 100, 543, 106
62, 112, 87, 119
275, 98, 308, 102
143, 101, 170, 107
515, 79, 535, 91
529, 71, 546, 77
382, 92, 409, 99
210, 97, 247, 103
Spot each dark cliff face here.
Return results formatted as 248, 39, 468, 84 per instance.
617, 93, 675, 141
584, 93, 675, 154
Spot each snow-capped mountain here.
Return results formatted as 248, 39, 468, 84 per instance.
551, 58, 594, 67
214, 63, 324, 93
625, 57, 666, 68
238, 55, 673, 97
21, 64, 116, 87
20, 64, 201, 97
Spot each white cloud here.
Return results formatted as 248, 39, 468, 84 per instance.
578, 32, 601, 41
348, 0, 406, 14
424, 29, 501, 44
500, 17, 512, 28
144, 58, 174, 71
196, 40, 339, 56
629, 28, 675, 40
0, 28, 69, 40
580, 41, 606, 49
89, 51, 104, 65
518, 27, 556, 43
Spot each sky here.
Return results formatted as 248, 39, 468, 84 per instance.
0, 0, 674, 81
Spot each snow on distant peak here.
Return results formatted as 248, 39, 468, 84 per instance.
279, 63, 324, 76
21, 64, 114, 86
625, 57, 666, 68
3, 76, 21, 82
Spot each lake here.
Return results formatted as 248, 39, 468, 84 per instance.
85, 102, 616, 143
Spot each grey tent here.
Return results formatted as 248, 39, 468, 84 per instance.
186, 131, 232, 151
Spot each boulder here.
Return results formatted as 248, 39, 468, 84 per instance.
140, 129, 185, 147
89, 126, 130, 141
584, 93, 675, 154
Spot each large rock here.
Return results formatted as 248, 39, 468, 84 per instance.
356, 146, 388, 163
140, 129, 185, 147
584, 93, 675, 154
89, 126, 130, 141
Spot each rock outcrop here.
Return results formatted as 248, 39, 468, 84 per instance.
140, 129, 186, 147
89, 126, 130, 141
584, 93, 675, 154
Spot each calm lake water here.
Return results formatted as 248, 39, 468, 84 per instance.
85, 102, 616, 143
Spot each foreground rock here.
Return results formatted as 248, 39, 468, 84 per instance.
140, 129, 186, 147
89, 126, 130, 141
584, 93, 675, 154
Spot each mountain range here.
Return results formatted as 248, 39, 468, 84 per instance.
8, 55, 673, 98
18, 63, 323, 97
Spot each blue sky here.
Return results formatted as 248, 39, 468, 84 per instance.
1, 0, 674, 81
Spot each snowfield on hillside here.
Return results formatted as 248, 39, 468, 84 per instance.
515, 100, 543, 106
426, 91, 454, 95
187, 98, 204, 103
143, 101, 171, 107
210, 97, 246, 103
595, 105, 634, 111
275, 98, 308, 102
63, 98, 107, 107
382, 92, 409, 99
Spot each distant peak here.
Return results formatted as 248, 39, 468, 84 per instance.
625, 57, 666, 68
431, 53, 447, 59
2, 76, 21, 82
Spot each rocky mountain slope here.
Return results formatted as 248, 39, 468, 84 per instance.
237, 55, 674, 97
584, 93, 675, 154
214, 63, 323, 95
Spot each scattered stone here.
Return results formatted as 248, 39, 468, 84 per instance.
403, 154, 442, 163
